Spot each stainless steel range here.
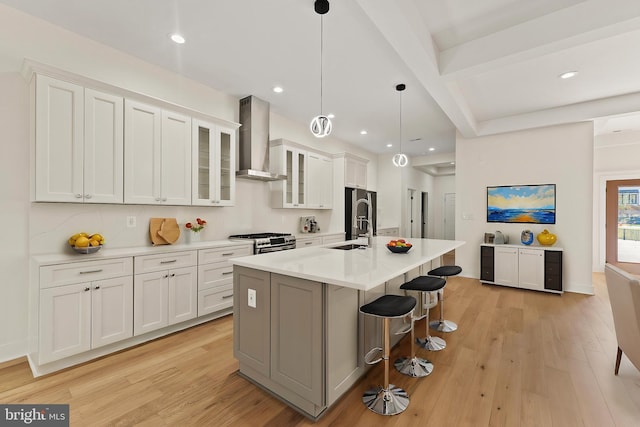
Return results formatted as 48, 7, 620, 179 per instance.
229, 232, 296, 254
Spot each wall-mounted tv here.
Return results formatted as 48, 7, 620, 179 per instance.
487, 184, 556, 224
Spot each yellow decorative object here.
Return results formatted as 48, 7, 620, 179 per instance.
537, 229, 557, 246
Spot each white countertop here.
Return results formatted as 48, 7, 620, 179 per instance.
32, 239, 253, 266
230, 236, 465, 291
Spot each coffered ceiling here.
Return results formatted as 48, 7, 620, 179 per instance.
3, 0, 640, 163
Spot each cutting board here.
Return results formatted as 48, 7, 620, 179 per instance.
149, 218, 180, 245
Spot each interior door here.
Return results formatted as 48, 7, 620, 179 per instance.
606, 179, 640, 274
421, 192, 429, 238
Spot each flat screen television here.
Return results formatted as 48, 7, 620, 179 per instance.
487, 184, 556, 224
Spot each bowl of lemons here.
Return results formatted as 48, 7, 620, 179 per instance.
68, 232, 105, 254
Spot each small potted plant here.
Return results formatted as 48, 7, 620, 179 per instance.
185, 218, 206, 243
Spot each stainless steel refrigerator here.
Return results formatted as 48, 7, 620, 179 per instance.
345, 188, 377, 240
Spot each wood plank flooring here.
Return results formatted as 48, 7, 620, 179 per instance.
1, 274, 639, 426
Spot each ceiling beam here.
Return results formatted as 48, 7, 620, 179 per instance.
356, 0, 479, 138
439, 0, 640, 79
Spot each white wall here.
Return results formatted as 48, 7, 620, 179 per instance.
0, 4, 379, 362
433, 175, 456, 239
593, 132, 640, 271
456, 122, 594, 294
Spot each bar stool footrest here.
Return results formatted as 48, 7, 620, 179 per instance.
362, 384, 410, 416
364, 346, 384, 365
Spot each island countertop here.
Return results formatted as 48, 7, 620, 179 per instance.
229, 236, 465, 291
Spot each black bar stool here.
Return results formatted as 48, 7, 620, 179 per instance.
360, 294, 416, 416
427, 265, 462, 333
394, 276, 446, 376
402, 275, 447, 351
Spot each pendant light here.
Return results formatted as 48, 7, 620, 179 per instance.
392, 84, 408, 167
310, 0, 332, 138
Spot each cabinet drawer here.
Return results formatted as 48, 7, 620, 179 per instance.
198, 262, 233, 290
198, 245, 252, 265
134, 251, 197, 274
545, 250, 562, 263
198, 284, 233, 316
297, 237, 322, 248
40, 257, 133, 289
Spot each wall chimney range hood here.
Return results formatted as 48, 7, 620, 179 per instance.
236, 95, 286, 181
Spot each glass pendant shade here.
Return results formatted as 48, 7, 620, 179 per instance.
310, 115, 332, 138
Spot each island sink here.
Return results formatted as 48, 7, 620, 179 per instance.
329, 243, 368, 250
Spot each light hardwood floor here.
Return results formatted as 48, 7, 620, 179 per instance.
2, 274, 639, 426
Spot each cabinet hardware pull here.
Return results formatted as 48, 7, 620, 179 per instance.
222, 294, 233, 299
221, 253, 234, 256
94, 286, 100, 290
84, 287, 90, 292
85, 194, 92, 199
160, 260, 177, 264
75, 194, 83, 198
80, 269, 103, 274
164, 274, 169, 278
222, 271, 233, 275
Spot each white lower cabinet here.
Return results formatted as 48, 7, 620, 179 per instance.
518, 248, 545, 291
134, 265, 197, 336
494, 246, 519, 286
39, 275, 133, 365
197, 244, 251, 316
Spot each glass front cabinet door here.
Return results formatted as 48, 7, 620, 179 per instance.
192, 119, 237, 206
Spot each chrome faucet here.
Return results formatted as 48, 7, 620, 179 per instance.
354, 194, 373, 247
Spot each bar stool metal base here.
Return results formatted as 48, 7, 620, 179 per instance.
362, 384, 410, 415
429, 319, 458, 332
416, 335, 446, 351
394, 356, 433, 377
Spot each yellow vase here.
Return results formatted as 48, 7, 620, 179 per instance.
537, 229, 557, 246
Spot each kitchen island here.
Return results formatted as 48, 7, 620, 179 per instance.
230, 236, 464, 419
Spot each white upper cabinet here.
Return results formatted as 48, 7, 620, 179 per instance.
34, 75, 124, 203
192, 119, 237, 206
124, 100, 192, 205
270, 142, 307, 208
307, 153, 333, 209
344, 155, 367, 189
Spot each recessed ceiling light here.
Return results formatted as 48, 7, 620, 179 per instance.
360, 130, 367, 135
327, 113, 335, 119
170, 33, 185, 44
273, 86, 283, 93
386, 143, 393, 148
429, 147, 435, 151
559, 71, 578, 79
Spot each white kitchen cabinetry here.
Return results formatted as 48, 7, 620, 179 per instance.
33, 74, 124, 203
133, 251, 198, 335
197, 244, 252, 316
38, 257, 133, 365
322, 233, 345, 245
344, 155, 368, 189
307, 153, 333, 209
480, 244, 563, 293
270, 142, 307, 208
377, 227, 400, 237
297, 236, 323, 248
192, 119, 238, 206
124, 100, 192, 205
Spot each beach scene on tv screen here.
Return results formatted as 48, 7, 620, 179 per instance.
487, 184, 556, 224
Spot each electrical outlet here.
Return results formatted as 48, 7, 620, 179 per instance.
127, 216, 136, 228
248, 288, 256, 308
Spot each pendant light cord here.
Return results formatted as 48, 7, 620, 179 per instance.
399, 89, 402, 153
320, 15, 324, 115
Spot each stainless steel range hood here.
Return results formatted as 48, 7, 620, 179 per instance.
236, 95, 286, 181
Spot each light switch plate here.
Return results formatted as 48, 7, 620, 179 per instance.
126, 216, 136, 227
248, 288, 256, 308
